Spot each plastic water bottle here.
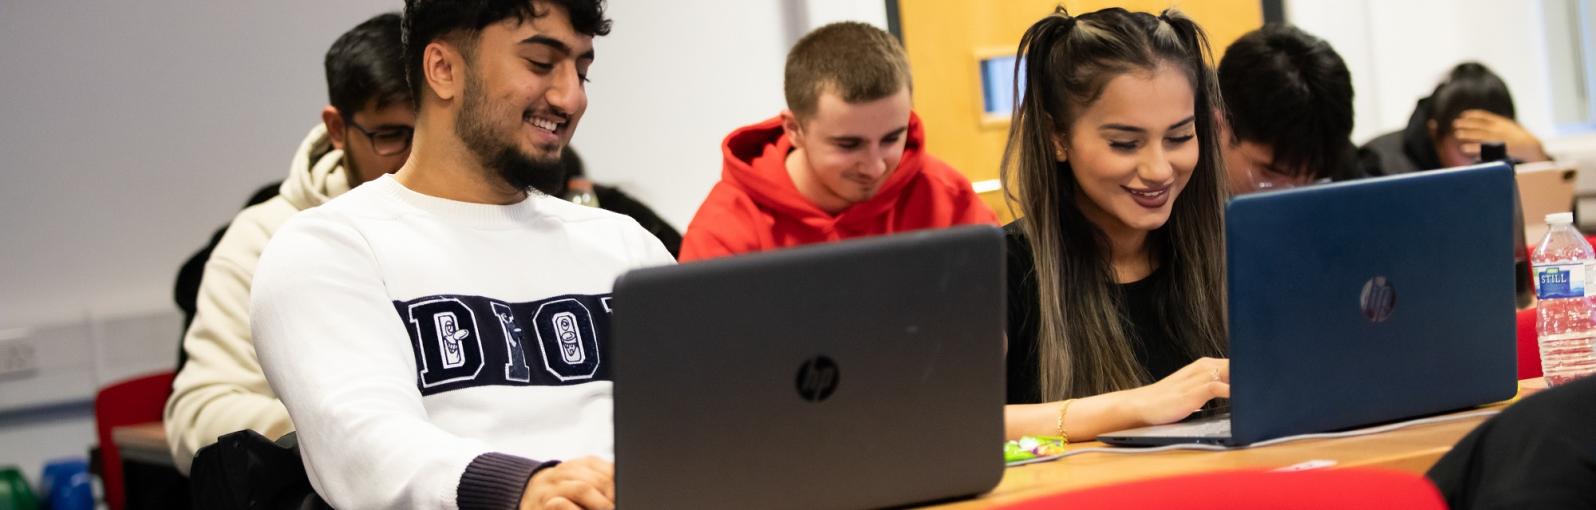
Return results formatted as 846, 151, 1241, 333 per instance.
1532, 212, 1596, 386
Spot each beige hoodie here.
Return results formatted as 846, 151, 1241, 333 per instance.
164, 124, 351, 473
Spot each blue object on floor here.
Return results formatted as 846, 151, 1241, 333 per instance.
38, 459, 92, 510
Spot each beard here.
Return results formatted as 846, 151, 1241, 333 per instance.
455, 71, 566, 196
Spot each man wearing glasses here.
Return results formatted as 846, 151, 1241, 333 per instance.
164, 12, 415, 473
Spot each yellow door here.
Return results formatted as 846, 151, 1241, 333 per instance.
897, 0, 1264, 222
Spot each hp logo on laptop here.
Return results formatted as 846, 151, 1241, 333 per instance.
1360, 276, 1396, 323
796, 356, 840, 402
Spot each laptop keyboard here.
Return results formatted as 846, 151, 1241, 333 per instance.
1116, 414, 1233, 438
1179, 417, 1232, 437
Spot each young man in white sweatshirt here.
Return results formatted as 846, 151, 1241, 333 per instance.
252, 1, 667, 509
164, 12, 416, 473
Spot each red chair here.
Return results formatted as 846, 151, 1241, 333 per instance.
93, 371, 175, 510
1517, 308, 1543, 379
995, 469, 1445, 509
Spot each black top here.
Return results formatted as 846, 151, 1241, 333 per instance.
1360, 97, 1439, 175
1004, 222, 1191, 404
592, 184, 683, 258
1427, 372, 1596, 509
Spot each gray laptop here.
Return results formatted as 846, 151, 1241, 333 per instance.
612, 226, 1006, 509
1101, 162, 1520, 447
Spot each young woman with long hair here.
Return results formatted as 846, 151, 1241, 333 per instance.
1002, 7, 1230, 440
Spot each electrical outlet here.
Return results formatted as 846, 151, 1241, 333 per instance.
0, 335, 39, 379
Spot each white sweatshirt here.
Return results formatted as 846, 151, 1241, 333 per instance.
252, 174, 672, 510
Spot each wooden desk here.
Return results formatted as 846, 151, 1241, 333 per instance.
103, 385, 1544, 508
923, 380, 1545, 509
111, 422, 173, 467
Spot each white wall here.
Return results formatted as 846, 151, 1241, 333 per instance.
804, 0, 890, 31
0, 0, 400, 483
1286, 0, 1558, 144
0, 0, 402, 329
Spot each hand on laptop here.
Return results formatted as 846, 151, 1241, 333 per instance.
1126, 357, 1230, 426
521, 456, 615, 510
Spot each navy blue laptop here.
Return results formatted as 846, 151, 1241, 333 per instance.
1101, 162, 1520, 446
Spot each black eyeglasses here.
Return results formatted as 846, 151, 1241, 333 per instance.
346, 120, 414, 156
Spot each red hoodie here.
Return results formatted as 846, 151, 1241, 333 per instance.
679, 113, 997, 262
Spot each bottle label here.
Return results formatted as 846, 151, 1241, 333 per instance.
1536, 263, 1589, 299
1585, 261, 1596, 295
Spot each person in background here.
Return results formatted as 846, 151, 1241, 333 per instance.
1216, 24, 1380, 195
678, 21, 996, 262
554, 147, 682, 257
252, 0, 670, 507
165, 11, 415, 474
1000, 7, 1230, 441
1362, 62, 1550, 173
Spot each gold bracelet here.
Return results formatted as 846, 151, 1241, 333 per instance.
1056, 398, 1076, 446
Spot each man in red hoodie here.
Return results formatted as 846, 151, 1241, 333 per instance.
679, 21, 996, 261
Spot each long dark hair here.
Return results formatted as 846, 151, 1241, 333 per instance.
1001, 7, 1228, 401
